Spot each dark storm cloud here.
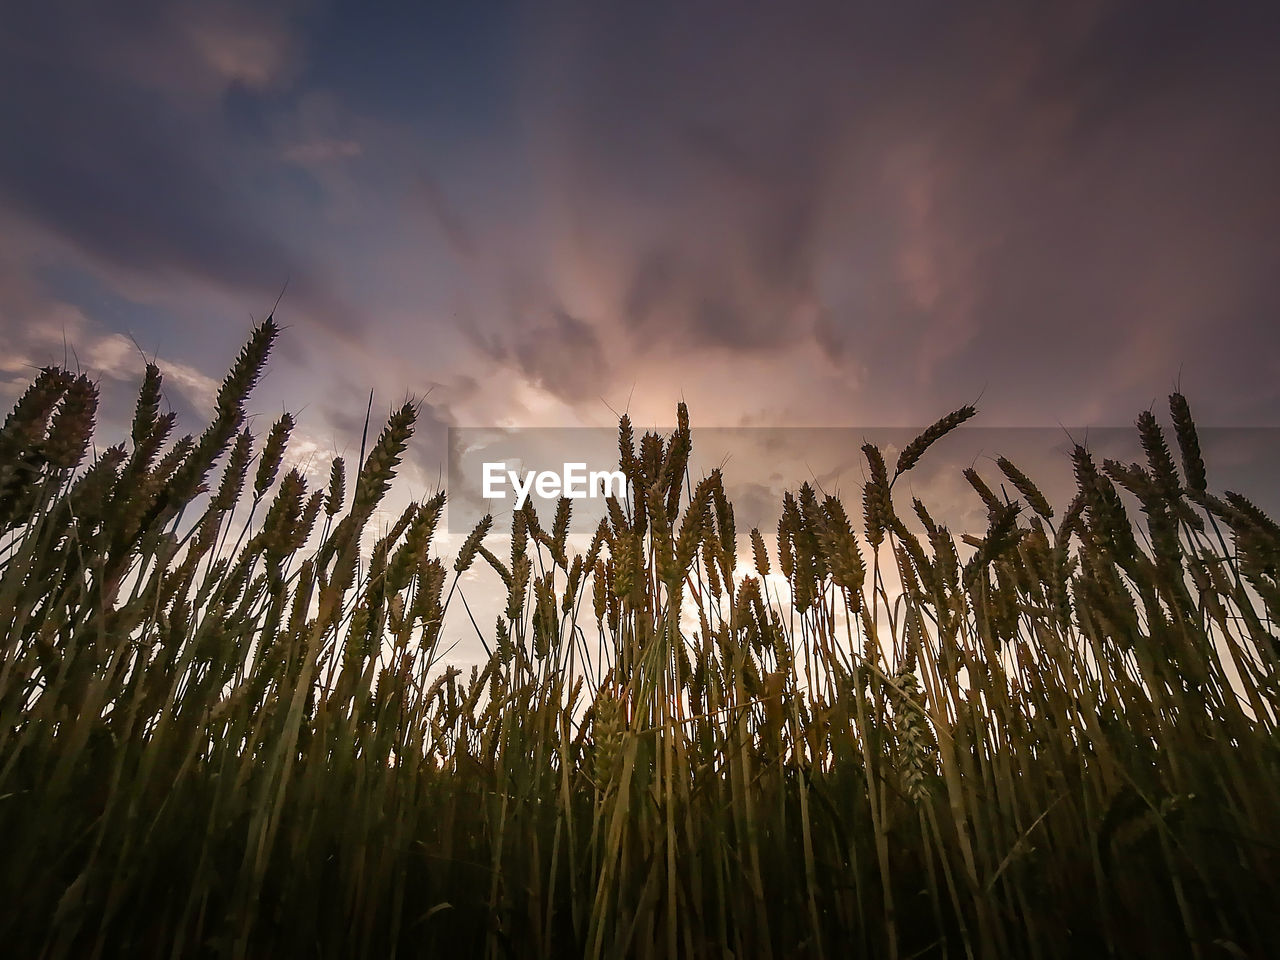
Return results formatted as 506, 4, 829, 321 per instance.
522, 1, 927, 346
517, 0, 1280, 422
512, 310, 609, 400
476, 306, 611, 405
0, 0, 359, 341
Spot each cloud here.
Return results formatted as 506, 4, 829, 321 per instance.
1, 1, 306, 103
499, 0, 1280, 425
0, 297, 220, 417
83, 333, 221, 413
475, 306, 611, 406
282, 139, 364, 166
0, 0, 360, 343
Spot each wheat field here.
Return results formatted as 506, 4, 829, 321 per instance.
1, 318, 1277, 958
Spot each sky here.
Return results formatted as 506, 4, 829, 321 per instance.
3, 0, 1279, 506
